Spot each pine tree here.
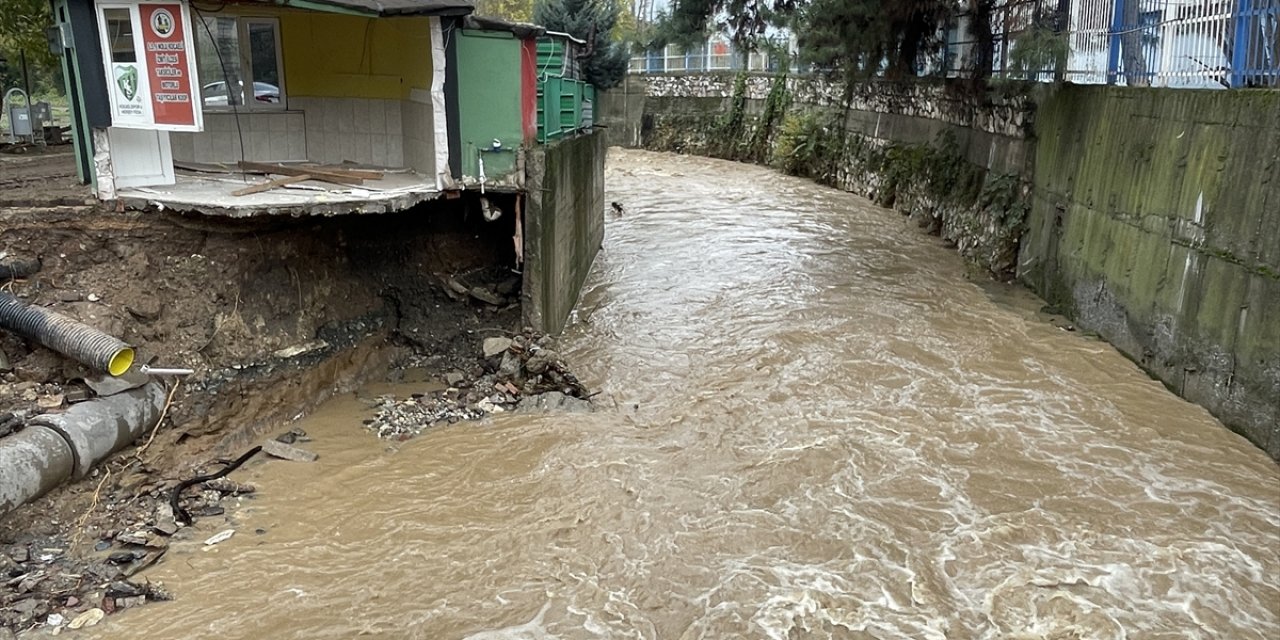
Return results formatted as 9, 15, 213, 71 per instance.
533, 0, 629, 89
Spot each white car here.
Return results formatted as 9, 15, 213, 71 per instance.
202, 81, 280, 106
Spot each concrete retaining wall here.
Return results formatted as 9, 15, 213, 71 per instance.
523, 132, 607, 334
1021, 86, 1280, 458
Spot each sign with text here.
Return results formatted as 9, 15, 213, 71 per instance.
97, 1, 203, 132
139, 3, 196, 127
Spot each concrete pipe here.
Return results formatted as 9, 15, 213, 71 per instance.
0, 292, 135, 376
0, 425, 75, 515
29, 382, 166, 479
0, 382, 166, 516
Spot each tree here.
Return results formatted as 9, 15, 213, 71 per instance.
533, 0, 629, 88
656, 0, 956, 79
965, 0, 996, 86
0, 0, 59, 95
473, 0, 536, 22
792, 0, 954, 80
0, 0, 55, 68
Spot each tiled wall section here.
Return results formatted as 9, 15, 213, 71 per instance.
170, 98, 436, 171
400, 99, 437, 177
291, 97, 404, 167
170, 112, 306, 164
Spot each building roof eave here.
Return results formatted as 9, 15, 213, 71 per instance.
276, 0, 474, 18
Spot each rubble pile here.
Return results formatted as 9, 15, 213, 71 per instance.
364, 329, 593, 440
0, 466, 259, 634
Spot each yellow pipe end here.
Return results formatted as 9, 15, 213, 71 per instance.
108, 348, 135, 377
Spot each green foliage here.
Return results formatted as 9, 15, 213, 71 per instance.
474, 0, 536, 21
715, 73, 748, 151
651, 0, 798, 50
0, 0, 63, 98
0, 0, 54, 68
1007, 25, 1068, 80
744, 73, 788, 161
795, 0, 953, 82
873, 131, 982, 210
534, 0, 629, 88
771, 108, 842, 184
655, 1, 955, 82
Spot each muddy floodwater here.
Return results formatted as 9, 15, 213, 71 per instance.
97, 150, 1278, 639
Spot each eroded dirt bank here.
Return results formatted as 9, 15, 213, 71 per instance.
0, 197, 538, 633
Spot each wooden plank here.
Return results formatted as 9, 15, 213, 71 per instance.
231, 174, 314, 197
300, 163, 384, 180
236, 161, 364, 185
174, 160, 245, 174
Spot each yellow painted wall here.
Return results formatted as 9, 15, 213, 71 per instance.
211, 7, 433, 100
280, 13, 433, 100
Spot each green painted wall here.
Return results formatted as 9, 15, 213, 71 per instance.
455, 30, 523, 181
1021, 86, 1280, 458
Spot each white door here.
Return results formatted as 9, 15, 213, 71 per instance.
107, 126, 174, 188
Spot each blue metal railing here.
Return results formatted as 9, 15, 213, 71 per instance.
629, 0, 1278, 89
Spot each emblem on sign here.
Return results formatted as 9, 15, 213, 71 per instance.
150, 8, 175, 38
115, 65, 139, 101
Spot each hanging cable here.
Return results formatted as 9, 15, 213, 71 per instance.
193, 6, 248, 178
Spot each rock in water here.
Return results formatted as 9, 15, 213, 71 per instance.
261, 440, 319, 462
68, 609, 105, 630
204, 530, 235, 546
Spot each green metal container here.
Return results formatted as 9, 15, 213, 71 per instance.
456, 29, 524, 182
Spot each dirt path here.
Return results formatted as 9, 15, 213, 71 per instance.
0, 146, 90, 207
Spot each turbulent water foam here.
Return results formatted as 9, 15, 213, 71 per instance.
97, 150, 1279, 640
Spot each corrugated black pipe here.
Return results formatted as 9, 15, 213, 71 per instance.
0, 292, 134, 376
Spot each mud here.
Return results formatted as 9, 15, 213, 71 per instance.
0, 185, 531, 633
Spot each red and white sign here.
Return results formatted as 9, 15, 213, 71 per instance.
98, 1, 202, 132
139, 3, 196, 127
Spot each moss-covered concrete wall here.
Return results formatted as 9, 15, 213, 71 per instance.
523, 132, 607, 334
1022, 86, 1280, 457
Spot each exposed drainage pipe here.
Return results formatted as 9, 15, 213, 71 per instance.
0, 292, 135, 376
0, 383, 166, 515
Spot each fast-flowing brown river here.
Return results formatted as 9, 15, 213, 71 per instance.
98, 150, 1278, 639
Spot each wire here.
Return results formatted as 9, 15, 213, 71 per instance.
357, 18, 375, 74
193, 6, 247, 177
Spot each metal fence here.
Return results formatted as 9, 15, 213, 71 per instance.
628, 36, 788, 74
630, 0, 1279, 89
952, 0, 1280, 88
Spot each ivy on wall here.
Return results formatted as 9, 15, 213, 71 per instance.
639, 73, 1034, 277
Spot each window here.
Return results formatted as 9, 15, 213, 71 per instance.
194, 16, 284, 110
103, 8, 136, 63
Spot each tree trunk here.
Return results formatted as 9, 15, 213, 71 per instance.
1054, 0, 1070, 82
967, 0, 996, 88
1120, 0, 1149, 86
